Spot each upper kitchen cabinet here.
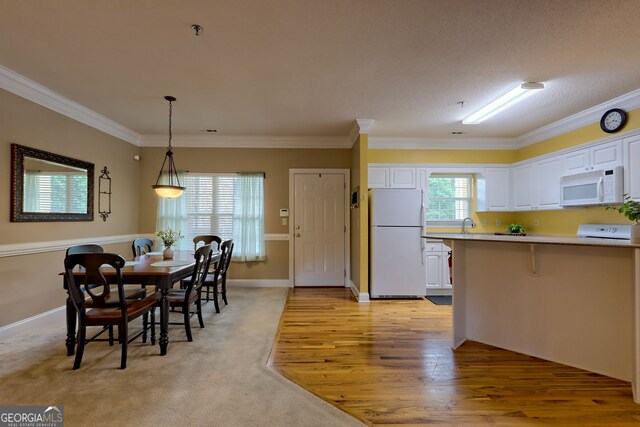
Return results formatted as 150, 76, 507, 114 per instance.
511, 164, 534, 211
563, 140, 622, 175
535, 156, 564, 209
624, 135, 640, 200
476, 168, 510, 211
368, 167, 416, 188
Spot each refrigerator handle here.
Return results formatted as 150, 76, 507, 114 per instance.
420, 190, 426, 259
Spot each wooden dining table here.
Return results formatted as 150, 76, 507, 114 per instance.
62, 249, 221, 356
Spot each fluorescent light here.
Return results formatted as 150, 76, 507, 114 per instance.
462, 82, 544, 125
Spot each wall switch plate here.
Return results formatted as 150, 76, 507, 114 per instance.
495, 219, 501, 227
282, 217, 288, 226
533, 219, 539, 226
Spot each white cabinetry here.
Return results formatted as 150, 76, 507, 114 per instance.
511, 164, 534, 211
424, 240, 451, 295
535, 157, 564, 209
564, 140, 622, 174
368, 167, 416, 188
624, 135, 640, 201
476, 167, 510, 211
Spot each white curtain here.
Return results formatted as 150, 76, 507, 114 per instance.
155, 171, 188, 250
232, 173, 266, 262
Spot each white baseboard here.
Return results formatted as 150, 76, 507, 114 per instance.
228, 279, 292, 288
0, 306, 65, 339
349, 280, 370, 302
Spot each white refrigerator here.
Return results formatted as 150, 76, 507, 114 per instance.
369, 188, 426, 298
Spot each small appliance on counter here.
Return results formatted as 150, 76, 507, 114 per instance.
577, 223, 632, 240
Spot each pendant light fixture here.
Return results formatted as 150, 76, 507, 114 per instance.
152, 96, 186, 198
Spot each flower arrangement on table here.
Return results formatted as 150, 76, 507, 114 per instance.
156, 228, 183, 258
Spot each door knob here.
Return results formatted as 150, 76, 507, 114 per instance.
295, 233, 301, 237
295, 225, 300, 229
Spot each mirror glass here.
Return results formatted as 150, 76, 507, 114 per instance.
11, 144, 94, 222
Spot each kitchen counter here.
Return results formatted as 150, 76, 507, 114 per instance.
432, 232, 640, 403
423, 232, 640, 248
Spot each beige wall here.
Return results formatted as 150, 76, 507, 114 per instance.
138, 146, 351, 280
0, 89, 140, 326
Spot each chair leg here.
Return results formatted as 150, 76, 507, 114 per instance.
150, 308, 156, 345
120, 322, 128, 369
142, 312, 148, 343
213, 284, 220, 313
73, 325, 86, 370
108, 325, 114, 346
184, 305, 193, 342
222, 277, 228, 305
197, 299, 204, 328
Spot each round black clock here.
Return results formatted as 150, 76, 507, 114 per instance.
600, 108, 627, 133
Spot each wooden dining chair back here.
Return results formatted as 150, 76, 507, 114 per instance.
64, 252, 156, 369
219, 240, 234, 306
132, 238, 154, 257
202, 240, 233, 313
66, 244, 104, 255
193, 235, 222, 251
151, 244, 213, 342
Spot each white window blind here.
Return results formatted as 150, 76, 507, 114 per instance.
24, 171, 87, 213
426, 174, 472, 224
157, 173, 266, 261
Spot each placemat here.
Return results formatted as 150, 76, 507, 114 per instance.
145, 251, 164, 256
150, 261, 191, 267
100, 261, 140, 268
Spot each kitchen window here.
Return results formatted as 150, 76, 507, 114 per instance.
426, 174, 471, 226
157, 172, 266, 261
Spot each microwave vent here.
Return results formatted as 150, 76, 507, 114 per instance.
561, 169, 604, 183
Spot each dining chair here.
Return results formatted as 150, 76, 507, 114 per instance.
151, 244, 213, 342
202, 240, 233, 313
132, 238, 154, 257
63, 252, 157, 369
193, 235, 222, 251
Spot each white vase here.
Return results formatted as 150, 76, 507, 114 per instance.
163, 247, 174, 259
632, 223, 640, 244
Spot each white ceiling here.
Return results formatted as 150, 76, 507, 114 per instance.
2, 0, 640, 147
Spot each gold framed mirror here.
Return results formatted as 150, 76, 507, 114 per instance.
11, 144, 94, 222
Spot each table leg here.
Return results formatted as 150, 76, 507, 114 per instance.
159, 288, 169, 355
65, 296, 76, 356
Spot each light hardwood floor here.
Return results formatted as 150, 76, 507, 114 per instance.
269, 288, 640, 426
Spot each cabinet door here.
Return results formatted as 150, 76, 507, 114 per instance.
625, 135, 640, 200
512, 164, 534, 210
535, 157, 563, 209
442, 250, 452, 288
368, 167, 388, 188
485, 168, 511, 211
389, 168, 416, 188
425, 252, 443, 289
591, 140, 622, 170
564, 148, 590, 174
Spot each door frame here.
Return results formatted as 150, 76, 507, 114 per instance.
288, 168, 350, 287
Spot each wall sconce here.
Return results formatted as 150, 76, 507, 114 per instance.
98, 166, 111, 221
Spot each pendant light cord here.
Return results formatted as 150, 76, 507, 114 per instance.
167, 98, 173, 150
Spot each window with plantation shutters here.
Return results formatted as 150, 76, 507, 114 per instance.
24, 171, 87, 213
159, 173, 266, 261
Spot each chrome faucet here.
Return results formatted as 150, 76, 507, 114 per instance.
461, 217, 475, 234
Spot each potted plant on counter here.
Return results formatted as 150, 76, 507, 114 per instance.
156, 228, 183, 259
506, 223, 526, 235
606, 195, 640, 243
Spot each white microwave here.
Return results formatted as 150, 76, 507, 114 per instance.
560, 166, 623, 207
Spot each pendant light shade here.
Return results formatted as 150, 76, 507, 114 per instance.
152, 96, 185, 198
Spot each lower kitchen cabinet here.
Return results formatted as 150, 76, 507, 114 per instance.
424, 240, 452, 295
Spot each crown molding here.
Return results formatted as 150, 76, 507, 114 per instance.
356, 119, 375, 134
515, 89, 640, 148
0, 65, 141, 145
368, 136, 516, 150
140, 134, 352, 149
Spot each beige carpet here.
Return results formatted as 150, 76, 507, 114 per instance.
0, 287, 364, 427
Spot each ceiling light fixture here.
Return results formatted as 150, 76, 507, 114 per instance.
462, 82, 544, 125
152, 96, 185, 198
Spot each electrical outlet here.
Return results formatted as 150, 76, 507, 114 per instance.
482, 219, 488, 226
282, 218, 288, 226
495, 219, 502, 227
533, 219, 539, 226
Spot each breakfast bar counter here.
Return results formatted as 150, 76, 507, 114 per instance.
423, 232, 640, 403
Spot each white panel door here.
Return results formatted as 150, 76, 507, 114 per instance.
293, 173, 346, 286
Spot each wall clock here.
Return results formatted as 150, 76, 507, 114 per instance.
600, 108, 627, 133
